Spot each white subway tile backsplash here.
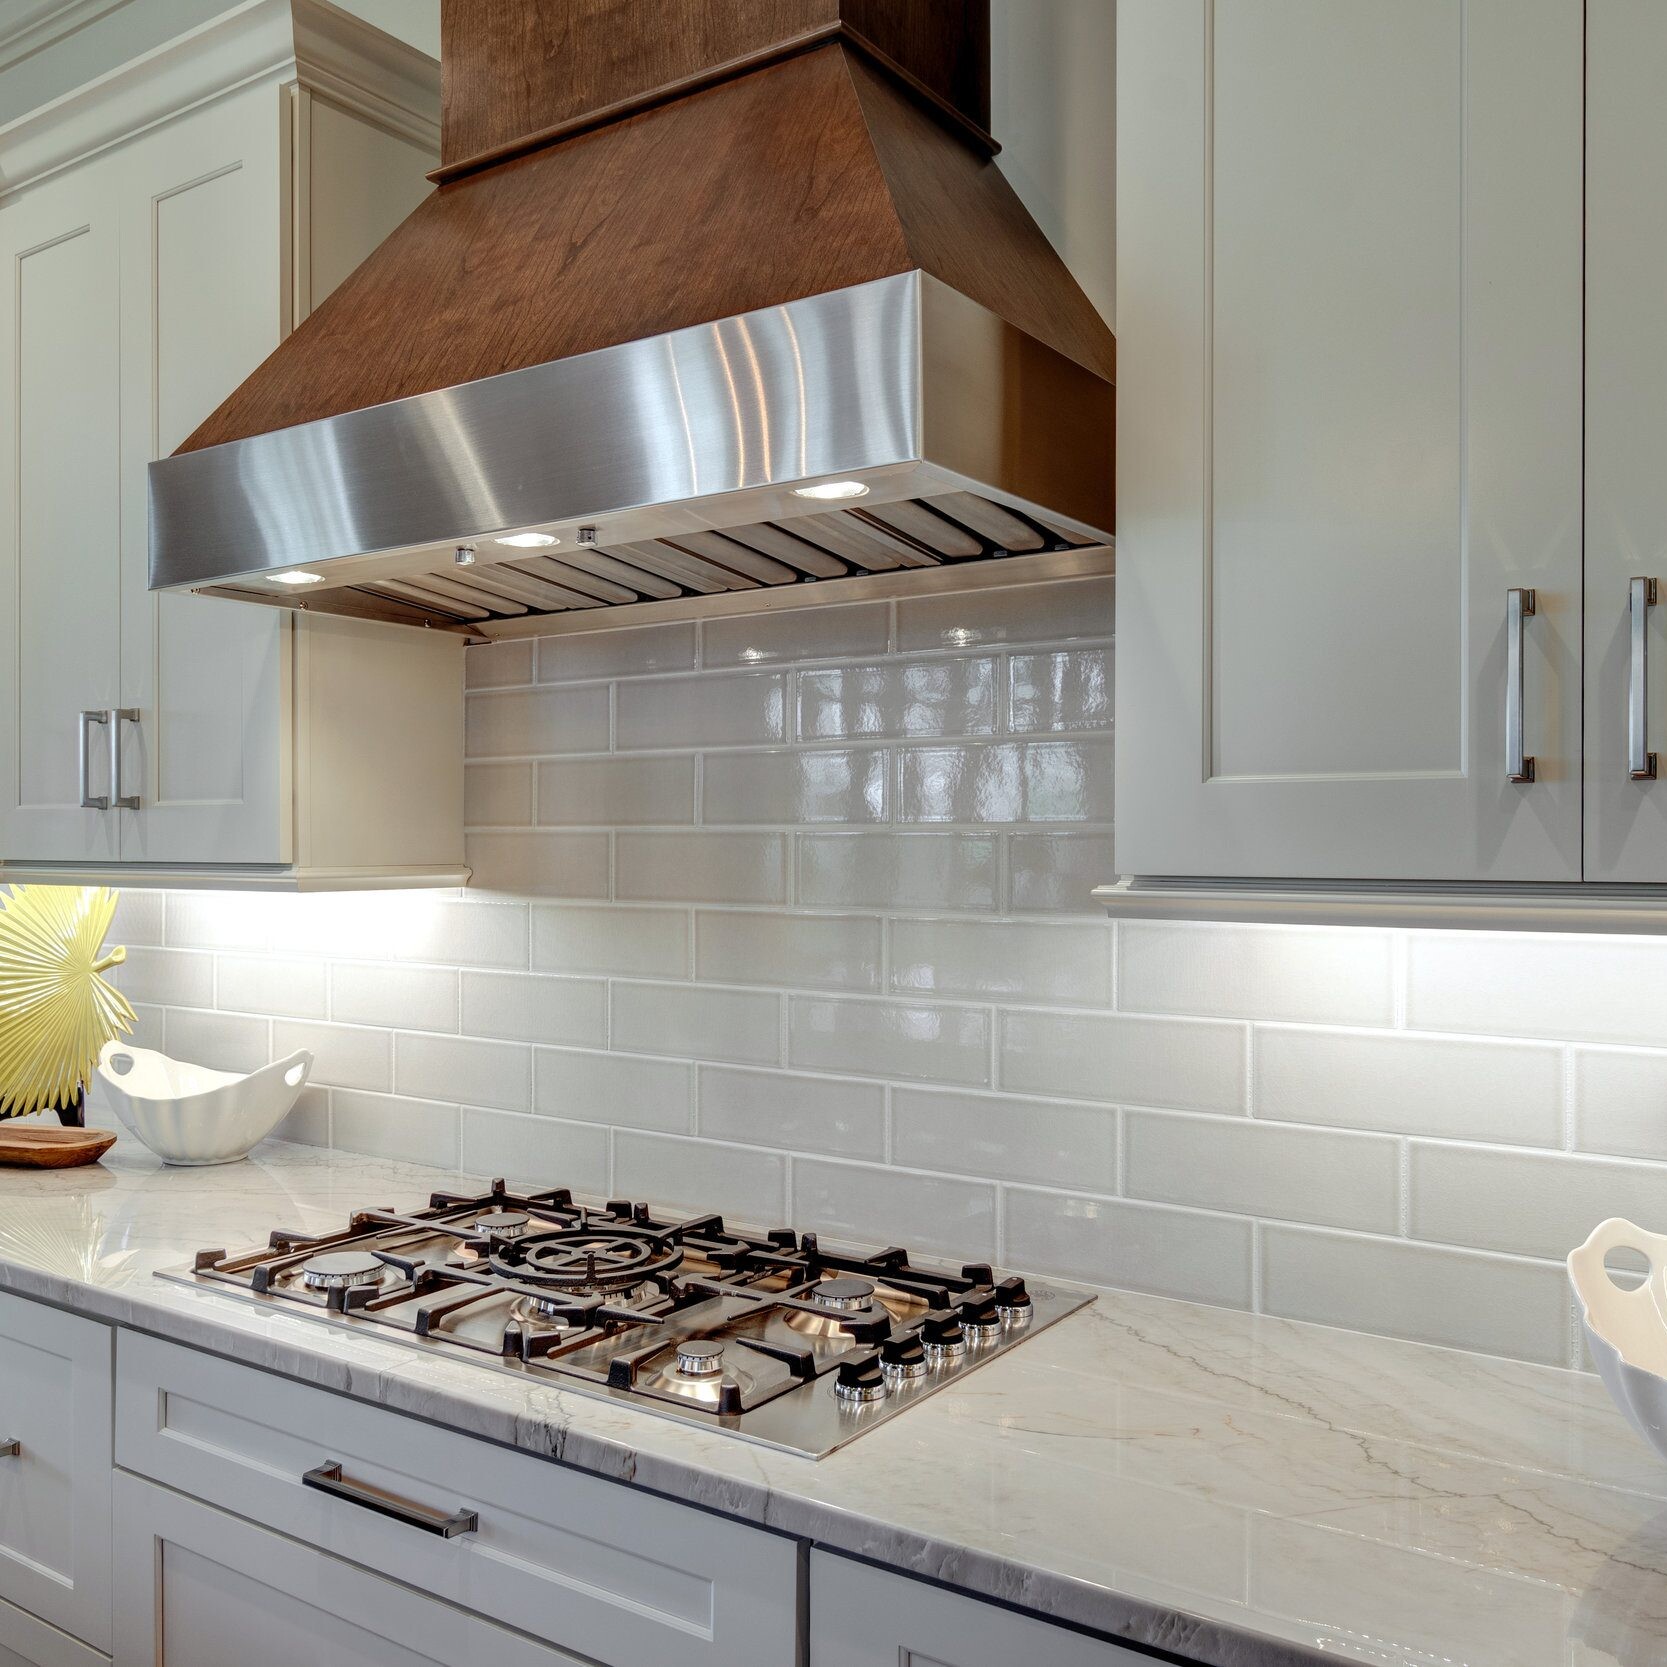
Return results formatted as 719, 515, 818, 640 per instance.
465, 831, 610, 898
461, 1108, 609, 1194
1008, 649, 1111, 734
216, 955, 327, 1020
793, 1160, 997, 1261
796, 832, 998, 912
1004, 1189, 1255, 1309
537, 622, 696, 683
702, 603, 889, 668
1573, 1047, 1667, 1160
611, 981, 780, 1066
616, 831, 786, 904
332, 1089, 460, 1169
796, 657, 997, 741
535, 1048, 690, 1130
1119, 923, 1394, 1026
894, 577, 1113, 650
532, 904, 689, 979
275, 1019, 390, 1092
1259, 1225, 1569, 1365
537, 756, 695, 825
1408, 1142, 1667, 1260
614, 1132, 786, 1222
701, 748, 888, 825
615, 671, 784, 750
891, 1087, 1115, 1191
459, 971, 608, 1048
1007, 831, 1115, 915
890, 918, 1111, 1005
1124, 1111, 1400, 1233
465, 685, 610, 758
697, 1066, 885, 1160
331, 963, 459, 1033
395, 1031, 530, 1112
115, 947, 213, 1009
789, 996, 990, 1085
1255, 1027, 1563, 1146
465, 762, 534, 827
898, 740, 1113, 823
111, 889, 164, 947
1000, 1010, 1245, 1113
464, 638, 533, 689
695, 911, 881, 992
166, 1007, 268, 1073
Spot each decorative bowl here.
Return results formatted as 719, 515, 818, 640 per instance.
96, 1042, 312, 1167
1569, 1218, 1667, 1459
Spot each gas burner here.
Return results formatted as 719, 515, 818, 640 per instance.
494, 1223, 683, 1294
475, 1209, 530, 1240
515, 1278, 661, 1325
299, 1250, 385, 1291
809, 1275, 876, 1312
675, 1339, 725, 1378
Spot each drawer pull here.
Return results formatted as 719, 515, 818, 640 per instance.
302, 1461, 478, 1538
1505, 587, 1537, 783
0, 1438, 17, 1458
1630, 577, 1659, 780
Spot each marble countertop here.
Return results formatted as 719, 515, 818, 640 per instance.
0, 1139, 1661, 1667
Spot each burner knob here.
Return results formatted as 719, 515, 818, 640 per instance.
674, 1339, 725, 1379
880, 1335, 929, 1382
962, 1296, 1003, 1341
995, 1276, 1033, 1321
834, 1356, 887, 1405
922, 1313, 967, 1361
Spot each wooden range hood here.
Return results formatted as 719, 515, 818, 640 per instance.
147, 0, 1115, 639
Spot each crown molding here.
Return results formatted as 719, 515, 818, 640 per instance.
0, 0, 127, 73
0, 0, 438, 199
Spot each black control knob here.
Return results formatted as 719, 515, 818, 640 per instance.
962, 1296, 1002, 1337
834, 1355, 887, 1403
922, 1313, 967, 1358
880, 1334, 928, 1379
995, 1276, 1033, 1317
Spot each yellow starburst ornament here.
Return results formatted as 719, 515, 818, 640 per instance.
0, 886, 135, 1120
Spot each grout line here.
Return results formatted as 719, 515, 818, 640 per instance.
1397, 1138, 1412, 1237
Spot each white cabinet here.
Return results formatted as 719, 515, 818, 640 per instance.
809, 1551, 1137, 1666
111, 1473, 587, 1667
1115, 0, 1584, 885
0, 2, 466, 888
0, 1294, 112, 1653
0, 1597, 105, 1667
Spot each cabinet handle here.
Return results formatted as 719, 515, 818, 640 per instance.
1630, 578, 1658, 781
302, 1461, 478, 1539
1505, 588, 1536, 784
109, 708, 140, 809
78, 710, 109, 809
0, 1439, 18, 1458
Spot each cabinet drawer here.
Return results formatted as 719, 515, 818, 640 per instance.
115, 1334, 799, 1667
0, 1294, 111, 1651
0, 1592, 105, 1667
810, 1551, 1137, 1666
111, 1472, 582, 1667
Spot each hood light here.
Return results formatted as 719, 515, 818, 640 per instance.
271, 570, 325, 586
495, 532, 560, 548
792, 480, 869, 501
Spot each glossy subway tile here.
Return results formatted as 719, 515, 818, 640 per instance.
796, 656, 997, 741
701, 747, 888, 825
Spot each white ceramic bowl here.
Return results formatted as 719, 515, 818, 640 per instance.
1568, 1218, 1667, 1460
96, 1041, 312, 1167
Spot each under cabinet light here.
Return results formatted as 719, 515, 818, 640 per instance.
791, 480, 869, 501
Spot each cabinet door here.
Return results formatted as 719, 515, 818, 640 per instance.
114, 85, 290, 865
111, 1473, 587, 1667
810, 1552, 1136, 1666
0, 1294, 111, 1651
1115, 0, 1583, 882
0, 1594, 105, 1667
0, 163, 123, 863
1586, 2, 1667, 879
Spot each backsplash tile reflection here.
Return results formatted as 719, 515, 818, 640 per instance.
97, 576, 1667, 1370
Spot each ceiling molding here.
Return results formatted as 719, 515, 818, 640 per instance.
0, 0, 438, 200
0, 0, 127, 74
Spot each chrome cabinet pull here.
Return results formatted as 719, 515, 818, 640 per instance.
78, 710, 109, 809
1630, 578, 1658, 781
302, 1461, 478, 1539
110, 708, 140, 809
0, 1438, 18, 1459
1506, 588, 1537, 783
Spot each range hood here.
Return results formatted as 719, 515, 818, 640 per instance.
148, 0, 1115, 639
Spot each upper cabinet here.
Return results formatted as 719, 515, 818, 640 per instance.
1114, 0, 1584, 887
0, 1, 466, 888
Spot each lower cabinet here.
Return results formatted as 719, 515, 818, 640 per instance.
110, 1474, 584, 1667
0, 1295, 111, 1653
0, 1595, 105, 1667
809, 1551, 1140, 1666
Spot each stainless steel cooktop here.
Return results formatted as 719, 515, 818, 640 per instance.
159, 1180, 1094, 1458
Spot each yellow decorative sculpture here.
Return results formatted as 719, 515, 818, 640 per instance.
0, 886, 134, 1120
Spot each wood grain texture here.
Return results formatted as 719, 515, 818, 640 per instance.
0, 1126, 117, 1167
438, 0, 990, 171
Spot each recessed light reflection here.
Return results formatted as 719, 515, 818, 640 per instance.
271, 570, 325, 586
495, 532, 560, 548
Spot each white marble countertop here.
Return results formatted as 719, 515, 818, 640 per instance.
0, 1138, 1661, 1667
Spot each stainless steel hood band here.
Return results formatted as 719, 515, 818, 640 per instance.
148, 273, 1113, 596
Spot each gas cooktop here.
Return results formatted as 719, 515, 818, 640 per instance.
160, 1180, 1094, 1458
